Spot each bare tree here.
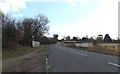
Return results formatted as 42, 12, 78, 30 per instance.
2, 14, 50, 49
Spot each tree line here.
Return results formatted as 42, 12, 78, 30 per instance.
62, 34, 120, 43
2, 14, 58, 50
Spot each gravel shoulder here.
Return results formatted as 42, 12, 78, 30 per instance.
2, 46, 47, 72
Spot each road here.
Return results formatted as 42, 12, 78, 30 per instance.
47, 42, 119, 72
2, 43, 119, 72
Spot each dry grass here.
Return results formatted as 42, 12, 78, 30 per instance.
89, 45, 119, 56
2, 46, 36, 59
100, 43, 118, 49
62, 43, 120, 56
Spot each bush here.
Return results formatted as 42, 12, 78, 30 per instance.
39, 37, 58, 45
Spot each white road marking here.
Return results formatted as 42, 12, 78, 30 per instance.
46, 61, 48, 64
46, 58, 48, 61
46, 66, 50, 69
46, 59, 48, 64
108, 62, 120, 67
71, 51, 87, 56
45, 58, 50, 72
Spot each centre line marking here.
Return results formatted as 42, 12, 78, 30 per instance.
108, 62, 120, 67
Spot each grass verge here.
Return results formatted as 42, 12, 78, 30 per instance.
2, 47, 36, 59
36, 48, 46, 53
62, 43, 120, 56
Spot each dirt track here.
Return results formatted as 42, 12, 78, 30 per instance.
2, 46, 47, 72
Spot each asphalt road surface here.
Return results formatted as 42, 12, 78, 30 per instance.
47, 42, 119, 72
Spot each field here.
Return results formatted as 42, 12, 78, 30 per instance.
89, 43, 119, 56
99, 43, 119, 50
62, 41, 120, 56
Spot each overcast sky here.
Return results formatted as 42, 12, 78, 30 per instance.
0, 0, 119, 39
